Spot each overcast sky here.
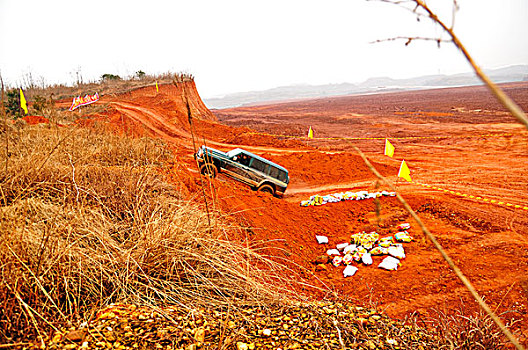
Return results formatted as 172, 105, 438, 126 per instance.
1, 0, 527, 98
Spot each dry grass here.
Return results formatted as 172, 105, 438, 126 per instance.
421, 306, 513, 349
0, 125, 300, 343
19, 72, 194, 102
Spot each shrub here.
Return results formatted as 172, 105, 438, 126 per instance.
101, 73, 121, 82
4, 89, 22, 119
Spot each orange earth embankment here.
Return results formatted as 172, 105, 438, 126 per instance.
71, 81, 528, 344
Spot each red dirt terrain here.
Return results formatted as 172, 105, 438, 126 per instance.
78, 81, 528, 343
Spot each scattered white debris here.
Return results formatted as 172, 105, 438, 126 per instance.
316, 235, 329, 244
378, 256, 401, 271
388, 245, 406, 259
397, 223, 411, 230
326, 249, 340, 256
343, 244, 357, 254
336, 242, 349, 251
343, 265, 358, 277
361, 252, 373, 265
316, 223, 414, 277
300, 191, 396, 207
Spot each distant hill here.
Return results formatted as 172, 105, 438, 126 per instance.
204, 64, 528, 109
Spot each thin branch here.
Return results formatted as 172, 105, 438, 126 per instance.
370, 36, 450, 46
412, 0, 528, 129
1, 72, 7, 175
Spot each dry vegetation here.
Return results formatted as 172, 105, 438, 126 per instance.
12, 72, 194, 103
0, 84, 512, 348
0, 123, 299, 343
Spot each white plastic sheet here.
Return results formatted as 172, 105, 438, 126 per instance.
378, 256, 400, 270
316, 235, 329, 244
343, 265, 358, 277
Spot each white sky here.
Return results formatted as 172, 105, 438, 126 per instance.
1, 0, 527, 98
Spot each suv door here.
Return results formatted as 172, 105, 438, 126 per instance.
247, 157, 270, 184
223, 154, 259, 187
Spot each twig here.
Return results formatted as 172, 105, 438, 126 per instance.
68, 153, 80, 203
12, 128, 76, 203
332, 319, 346, 350
353, 145, 525, 350
415, 0, 528, 128
14, 290, 45, 348
378, 0, 528, 129
1, 72, 7, 175
0, 344, 32, 349
7, 244, 68, 321
370, 36, 450, 46
181, 82, 212, 229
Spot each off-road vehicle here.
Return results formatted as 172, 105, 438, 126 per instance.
195, 146, 289, 197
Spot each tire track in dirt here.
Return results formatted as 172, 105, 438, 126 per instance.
111, 102, 346, 156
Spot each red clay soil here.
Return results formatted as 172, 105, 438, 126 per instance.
22, 115, 49, 125
77, 81, 528, 344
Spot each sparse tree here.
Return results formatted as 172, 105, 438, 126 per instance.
101, 73, 122, 82
136, 70, 146, 79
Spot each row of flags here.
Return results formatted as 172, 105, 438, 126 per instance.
307, 126, 412, 182
16, 80, 162, 116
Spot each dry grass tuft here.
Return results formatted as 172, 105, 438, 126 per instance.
0, 125, 299, 343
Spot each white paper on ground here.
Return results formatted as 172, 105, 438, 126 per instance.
336, 242, 349, 250
316, 235, 329, 244
326, 249, 340, 256
343, 265, 358, 277
378, 256, 400, 270
361, 252, 373, 265
343, 244, 357, 254
388, 245, 406, 259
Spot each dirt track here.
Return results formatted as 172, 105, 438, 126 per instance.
93, 82, 528, 342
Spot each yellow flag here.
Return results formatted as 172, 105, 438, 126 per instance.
398, 160, 412, 182
384, 139, 395, 157
155, 81, 159, 93
308, 126, 313, 139
20, 89, 28, 114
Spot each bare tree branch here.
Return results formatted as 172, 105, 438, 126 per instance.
376, 0, 528, 129
370, 36, 450, 46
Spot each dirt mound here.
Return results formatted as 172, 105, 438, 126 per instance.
103, 80, 216, 122
22, 115, 49, 125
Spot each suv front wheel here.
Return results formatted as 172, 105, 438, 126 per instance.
200, 163, 217, 178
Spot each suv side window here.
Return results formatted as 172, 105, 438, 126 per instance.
270, 166, 288, 182
250, 157, 269, 174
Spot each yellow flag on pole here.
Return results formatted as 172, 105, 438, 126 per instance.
308, 126, 313, 139
155, 81, 159, 93
384, 139, 395, 157
20, 89, 28, 114
398, 160, 412, 182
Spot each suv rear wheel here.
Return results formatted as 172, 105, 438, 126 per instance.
200, 163, 217, 178
258, 184, 275, 195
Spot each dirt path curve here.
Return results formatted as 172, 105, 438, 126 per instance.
283, 179, 391, 199
111, 102, 344, 156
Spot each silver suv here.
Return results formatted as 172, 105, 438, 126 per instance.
195, 146, 289, 197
